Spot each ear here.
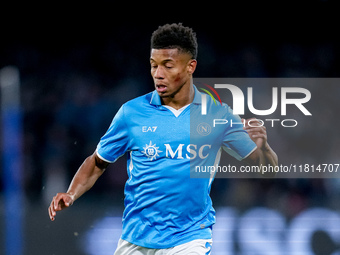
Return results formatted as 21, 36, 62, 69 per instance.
187, 59, 197, 75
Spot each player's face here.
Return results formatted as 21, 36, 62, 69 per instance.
150, 48, 196, 98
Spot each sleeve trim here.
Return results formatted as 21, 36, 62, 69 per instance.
222, 144, 257, 161
96, 149, 116, 163
242, 146, 257, 160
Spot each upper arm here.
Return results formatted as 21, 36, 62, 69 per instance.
222, 128, 257, 161
94, 151, 110, 171
96, 105, 130, 163
222, 106, 257, 161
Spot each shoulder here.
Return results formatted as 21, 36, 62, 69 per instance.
121, 92, 154, 111
203, 93, 234, 118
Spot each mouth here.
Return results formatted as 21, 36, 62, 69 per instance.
156, 84, 167, 93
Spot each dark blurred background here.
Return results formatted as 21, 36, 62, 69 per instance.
1, 2, 340, 255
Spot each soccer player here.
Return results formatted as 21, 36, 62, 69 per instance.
48, 23, 278, 254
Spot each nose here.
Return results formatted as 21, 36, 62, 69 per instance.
153, 66, 164, 80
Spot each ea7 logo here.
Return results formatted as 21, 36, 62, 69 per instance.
142, 126, 157, 132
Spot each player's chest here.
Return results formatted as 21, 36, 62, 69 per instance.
128, 108, 223, 152
130, 111, 190, 145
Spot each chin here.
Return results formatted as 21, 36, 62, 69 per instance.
159, 94, 170, 98
157, 91, 170, 98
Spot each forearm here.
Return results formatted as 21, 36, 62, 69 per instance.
259, 143, 278, 167
66, 153, 105, 201
48, 152, 108, 221
258, 143, 278, 177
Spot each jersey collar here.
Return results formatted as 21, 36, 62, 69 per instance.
192, 85, 202, 105
150, 85, 202, 106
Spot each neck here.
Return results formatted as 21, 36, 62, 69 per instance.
161, 78, 194, 110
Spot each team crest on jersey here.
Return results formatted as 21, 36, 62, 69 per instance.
142, 141, 162, 161
197, 123, 211, 136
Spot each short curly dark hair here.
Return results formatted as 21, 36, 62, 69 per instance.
151, 23, 198, 59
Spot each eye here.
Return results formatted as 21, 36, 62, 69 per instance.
165, 65, 173, 69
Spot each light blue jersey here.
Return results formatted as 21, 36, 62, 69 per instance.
96, 86, 256, 249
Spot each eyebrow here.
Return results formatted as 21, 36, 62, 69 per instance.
150, 58, 175, 63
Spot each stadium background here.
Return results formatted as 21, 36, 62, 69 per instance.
1, 3, 340, 255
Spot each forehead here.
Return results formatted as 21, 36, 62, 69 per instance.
150, 48, 189, 62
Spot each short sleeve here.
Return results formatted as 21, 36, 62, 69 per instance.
222, 107, 257, 161
96, 105, 129, 163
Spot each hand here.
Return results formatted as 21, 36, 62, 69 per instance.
242, 118, 268, 151
48, 193, 74, 221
